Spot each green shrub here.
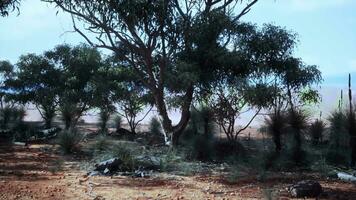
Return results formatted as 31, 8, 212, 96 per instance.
110, 143, 137, 171
98, 109, 111, 134
92, 135, 112, 153
263, 111, 287, 152
326, 111, 349, 165
287, 109, 309, 165
149, 117, 162, 135
113, 115, 122, 132
189, 134, 215, 161
213, 139, 245, 161
0, 106, 26, 130
57, 129, 82, 154
309, 119, 326, 145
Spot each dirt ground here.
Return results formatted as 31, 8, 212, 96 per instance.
1, 141, 356, 200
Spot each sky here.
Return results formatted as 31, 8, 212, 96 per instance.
0, 0, 355, 123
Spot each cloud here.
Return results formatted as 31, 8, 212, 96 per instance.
290, 0, 351, 11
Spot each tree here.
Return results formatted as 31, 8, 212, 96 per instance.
0, 0, 21, 16
115, 67, 153, 134
7, 54, 61, 128
44, 44, 102, 129
44, 0, 259, 146
90, 58, 119, 133
203, 24, 321, 142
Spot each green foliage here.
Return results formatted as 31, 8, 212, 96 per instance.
326, 110, 349, 165
0, 106, 25, 129
180, 106, 217, 161
92, 135, 112, 153
98, 106, 114, 134
287, 109, 309, 165
110, 143, 136, 171
0, 0, 20, 16
149, 117, 162, 135
57, 129, 82, 154
263, 111, 287, 152
309, 119, 326, 145
113, 115, 122, 132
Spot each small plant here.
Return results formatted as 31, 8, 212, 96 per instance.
327, 110, 349, 165
98, 108, 111, 134
113, 115, 122, 132
92, 135, 111, 153
287, 109, 309, 165
111, 143, 136, 171
149, 117, 162, 135
264, 111, 287, 152
57, 129, 82, 154
309, 119, 326, 145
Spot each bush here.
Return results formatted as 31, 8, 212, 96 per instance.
326, 111, 349, 165
188, 134, 215, 161
0, 106, 26, 130
110, 143, 136, 171
287, 109, 309, 165
309, 119, 326, 145
57, 129, 82, 154
149, 117, 162, 135
92, 135, 112, 153
213, 139, 245, 161
98, 109, 111, 134
263, 111, 287, 152
113, 115, 122, 132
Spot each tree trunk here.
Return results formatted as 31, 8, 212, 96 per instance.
274, 132, 282, 152
154, 85, 194, 146
351, 137, 356, 167
45, 118, 52, 129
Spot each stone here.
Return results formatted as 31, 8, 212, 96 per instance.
94, 158, 122, 174
289, 180, 322, 198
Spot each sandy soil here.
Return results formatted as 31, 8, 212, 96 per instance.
0, 141, 356, 200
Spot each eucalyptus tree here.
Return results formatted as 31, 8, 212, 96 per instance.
0, 0, 21, 16
90, 58, 118, 133
114, 67, 154, 134
203, 24, 322, 142
44, 0, 259, 145
44, 44, 102, 129
7, 54, 61, 128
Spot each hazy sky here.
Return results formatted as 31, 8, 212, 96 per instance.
0, 0, 355, 123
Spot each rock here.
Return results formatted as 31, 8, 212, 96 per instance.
135, 155, 161, 170
94, 158, 122, 174
289, 180, 322, 198
337, 172, 356, 182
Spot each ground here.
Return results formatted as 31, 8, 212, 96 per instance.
0, 140, 356, 200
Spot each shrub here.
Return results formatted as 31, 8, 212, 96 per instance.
113, 115, 122, 132
213, 139, 245, 161
92, 135, 112, 153
264, 111, 287, 152
98, 108, 111, 134
149, 117, 162, 135
57, 129, 82, 154
326, 111, 349, 165
180, 106, 218, 161
287, 109, 309, 165
0, 106, 26, 130
189, 134, 215, 161
110, 142, 137, 171
309, 119, 326, 145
